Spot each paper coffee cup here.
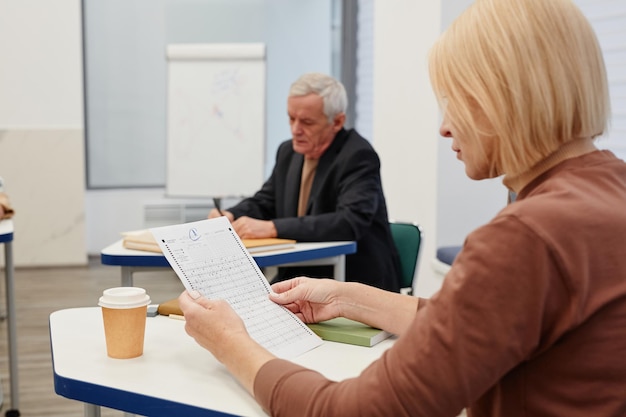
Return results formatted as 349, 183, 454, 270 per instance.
99, 287, 151, 359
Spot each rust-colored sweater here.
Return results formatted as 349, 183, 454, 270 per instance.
254, 150, 626, 417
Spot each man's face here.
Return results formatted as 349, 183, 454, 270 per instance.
288, 94, 344, 159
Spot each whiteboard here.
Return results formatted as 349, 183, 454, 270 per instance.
166, 43, 266, 197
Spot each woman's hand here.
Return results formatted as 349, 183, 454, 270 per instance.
178, 290, 248, 360
271, 278, 419, 335
178, 290, 275, 395
269, 277, 343, 323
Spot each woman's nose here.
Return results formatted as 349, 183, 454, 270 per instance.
439, 115, 452, 138
439, 124, 452, 138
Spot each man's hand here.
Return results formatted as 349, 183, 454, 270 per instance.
208, 209, 234, 221
232, 216, 277, 239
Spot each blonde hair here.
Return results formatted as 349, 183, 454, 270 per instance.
429, 0, 610, 177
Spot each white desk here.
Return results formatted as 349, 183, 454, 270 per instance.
50, 307, 394, 417
101, 240, 357, 287
0, 219, 19, 415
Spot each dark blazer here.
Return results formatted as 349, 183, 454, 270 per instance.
229, 128, 402, 292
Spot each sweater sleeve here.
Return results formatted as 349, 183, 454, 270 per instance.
253, 215, 569, 417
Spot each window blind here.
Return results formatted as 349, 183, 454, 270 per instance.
83, 0, 337, 189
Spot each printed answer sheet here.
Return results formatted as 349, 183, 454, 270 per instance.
151, 217, 322, 359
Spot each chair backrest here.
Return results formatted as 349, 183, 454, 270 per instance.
389, 221, 423, 295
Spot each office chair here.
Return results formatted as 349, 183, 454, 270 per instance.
389, 221, 423, 295
431, 245, 459, 281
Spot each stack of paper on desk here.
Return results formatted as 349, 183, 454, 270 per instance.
242, 237, 297, 253
122, 229, 296, 254
150, 217, 322, 359
122, 230, 163, 253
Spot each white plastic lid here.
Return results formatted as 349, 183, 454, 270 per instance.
98, 287, 151, 309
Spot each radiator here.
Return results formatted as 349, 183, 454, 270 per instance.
143, 197, 243, 228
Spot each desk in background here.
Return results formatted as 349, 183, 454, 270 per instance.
50, 307, 394, 417
101, 240, 357, 286
0, 219, 19, 415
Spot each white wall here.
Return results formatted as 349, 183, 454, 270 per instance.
0, 0, 82, 127
0, 0, 87, 267
372, 1, 441, 297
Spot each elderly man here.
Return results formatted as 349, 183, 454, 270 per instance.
209, 73, 401, 292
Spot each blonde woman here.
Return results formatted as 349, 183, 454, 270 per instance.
179, 0, 626, 415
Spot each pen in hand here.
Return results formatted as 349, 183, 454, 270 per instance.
213, 197, 225, 216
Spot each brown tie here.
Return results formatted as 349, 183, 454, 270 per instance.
298, 159, 318, 217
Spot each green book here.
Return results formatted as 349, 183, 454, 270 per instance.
306, 317, 392, 347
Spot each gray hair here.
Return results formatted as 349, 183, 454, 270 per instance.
289, 73, 348, 122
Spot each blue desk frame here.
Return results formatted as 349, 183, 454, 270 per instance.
0, 220, 19, 415
101, 240, 357, 287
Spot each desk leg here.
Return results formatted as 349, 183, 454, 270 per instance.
333, 255, 346, 282
4, 241, 19, 412
121, 267, 133, 287
84, 403, 133, 417
84, 403, 101, 417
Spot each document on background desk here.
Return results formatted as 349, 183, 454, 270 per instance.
150, 217, 323, 359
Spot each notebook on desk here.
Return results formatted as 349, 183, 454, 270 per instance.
121, 229, 296, 254
307, 317, 392, 347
